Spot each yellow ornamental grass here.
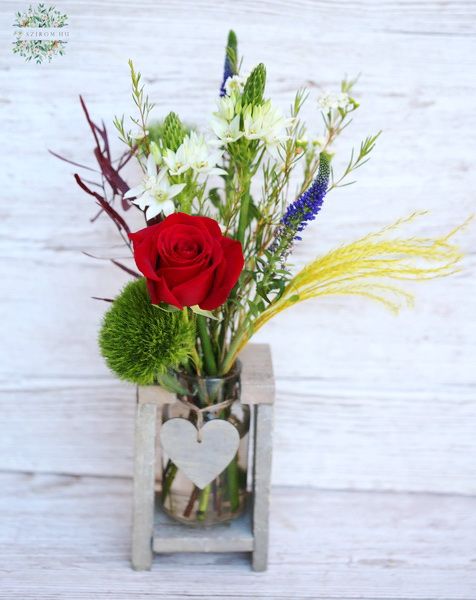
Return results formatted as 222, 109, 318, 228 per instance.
225, 212, 471, 366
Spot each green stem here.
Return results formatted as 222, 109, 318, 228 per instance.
226, 455, 240, 512
236, 164, 252, 246
161, 461, 178, 502
183, 309, 202, 374
237, 195, 249, 246
217, 309, 230, 367
221, 326, 249, 375
197, 485, 211, 521
197, 315, 218, 376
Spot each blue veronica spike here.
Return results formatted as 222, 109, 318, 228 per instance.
281, 152, 331, 238
269, 153, 331, 259
219, 54, 233, 97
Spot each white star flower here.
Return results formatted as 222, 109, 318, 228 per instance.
211, 114, 243, 145
187, 132, 226, 176
214, 95, 237, 121
163, 145, 190, 176
224, 74, 247, 96
242, 100, 293, 157
124, 154, 184, 219
318, 92, 350, 112
164, 132, 226, 177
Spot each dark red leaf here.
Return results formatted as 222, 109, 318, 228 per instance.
48, 149, 97, 172
110, 259, 141, 278
79, 96, 130, 199
74, 173, 131, 235
79, 95, 101, 148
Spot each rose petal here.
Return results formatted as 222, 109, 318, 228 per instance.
171, 265, 217, 307
199, 237, 244, 310
148, 277, 183, 309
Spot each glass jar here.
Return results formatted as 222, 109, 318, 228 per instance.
160, 361, 250, 526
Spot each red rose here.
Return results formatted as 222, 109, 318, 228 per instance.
129, 213, 244, 310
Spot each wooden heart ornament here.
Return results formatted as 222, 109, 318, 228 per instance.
160, 418, 240, 489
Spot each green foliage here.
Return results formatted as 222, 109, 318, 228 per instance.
226, 30, 238, 75
241, 63, 266, 107
227, 30, 237, 55
113, 60, 155, 155
329, 131, 381, 190
160, 112, 187, 151
99, 279, 195, 385
148, 114, 190, 153
147, 120, 163, 145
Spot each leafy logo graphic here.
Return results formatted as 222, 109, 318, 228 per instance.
13, 4, 69, 64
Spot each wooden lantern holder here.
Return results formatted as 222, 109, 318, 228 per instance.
131, 343, 275, 571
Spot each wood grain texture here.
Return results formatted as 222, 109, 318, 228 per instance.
252, 404, 274, 571
241, 344, 275, 405
0, 0, 475, 497
1, 380, 475, 493
1, 472, 476, 599
153, 508, 254, 553
131, 400, 157, 570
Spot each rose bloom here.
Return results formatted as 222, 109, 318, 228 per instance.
129, 213, 244, 310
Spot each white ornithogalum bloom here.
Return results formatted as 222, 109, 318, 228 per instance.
124, 154, 185, 219
163, 145, 190, 176
214, 95, 238, 121
318, 92, 350, 112
178, 132, 226, 176
187, 132, 227, 176
163, 132, 226, 177
211, 114, 243, 145
243, 100, 293, 158
224, 74, 247, 96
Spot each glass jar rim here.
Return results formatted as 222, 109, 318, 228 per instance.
177, 359, 241, 385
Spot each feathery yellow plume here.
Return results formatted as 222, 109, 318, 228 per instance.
223, 213, 471, 369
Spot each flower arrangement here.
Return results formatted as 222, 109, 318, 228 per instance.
56, 31, 468, 525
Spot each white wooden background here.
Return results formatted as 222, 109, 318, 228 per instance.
0, 1, 475, 598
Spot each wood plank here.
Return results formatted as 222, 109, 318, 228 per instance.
252, 404, 274, 571
137, 385, 174, 406
153, 506, 253, 553
1, 472, 476, 599
1, 379, 475, 494
131, 399, 157, 570
241, 344, 275, 405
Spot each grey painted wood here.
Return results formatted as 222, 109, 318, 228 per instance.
153, 506, 253, 553
160, 418, 240, 489
240, 344, 275, 405
131, 397, 157, 571
138, 385, 174, 406
4, 471, 476, 599
252, 404, 274, 572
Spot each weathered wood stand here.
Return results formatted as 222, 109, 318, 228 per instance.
131, 344, 275, 571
